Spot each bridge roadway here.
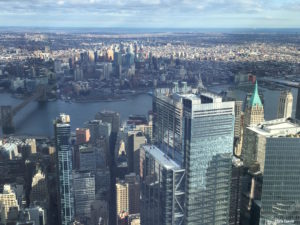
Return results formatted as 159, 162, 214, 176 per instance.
0, 83, 57, 134
259, 77, 300, 88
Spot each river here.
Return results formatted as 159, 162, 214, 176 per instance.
0, 85, 298, 137
0, 93, 153, 137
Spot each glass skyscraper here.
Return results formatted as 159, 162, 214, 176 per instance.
153, 86, 235, 225
241, 118, 300, 224
140, 145, 185, 225
182, 93, 235, 225
153, 91, 184, 165
54, 114, 75, 225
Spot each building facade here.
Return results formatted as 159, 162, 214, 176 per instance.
244, 81, 264, 127
73, 171, 95, 223
277, 90, 293, 119
54, 114, 75, 225
241, 118, 300, 224
182, 93, 235, 225
140, 145, 185, 225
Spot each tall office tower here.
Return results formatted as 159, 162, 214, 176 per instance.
296, 87, 300, 121
124, 173, 140, 215
76, 128, 90, 145
88, 50, 95, 63
242, 118, 299, 174
140, 145, 185, 225
234, 101, 244, 156
153, 89, 184, 164
54, 114, 74, 225
182, 92, 235, 225
0, 184, 19, 224
244, 81, 264, 127
229, 157, 244, 225
234, 101, 243, 139
30, 170, 48, 204
277, 90, 293, 119
114, 52, 123, 66
85, 120, 111, 144
241, 119, 300, 224
95, 169, 111, 200
95, 111, 120, 136
95, 112, 120, 225
127, 131, 146, 175
107, 48, 114, 61
73, 171, 95, 223
78, 145, 97, 171
95, 111, 120, 163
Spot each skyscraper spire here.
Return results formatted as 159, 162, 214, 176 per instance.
250, 81, 262, 107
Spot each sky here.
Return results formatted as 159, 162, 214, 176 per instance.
0, 0, 299, 28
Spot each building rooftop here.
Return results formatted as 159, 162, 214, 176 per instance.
248, 118, 300, 137
143, 145, 180, 170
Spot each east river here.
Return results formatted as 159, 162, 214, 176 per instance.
0, 86, 298, 137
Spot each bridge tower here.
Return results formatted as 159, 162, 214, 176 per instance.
0, 106, 15, 134
37, 85, 48, 102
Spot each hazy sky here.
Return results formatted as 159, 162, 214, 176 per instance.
0, 0, 299, 28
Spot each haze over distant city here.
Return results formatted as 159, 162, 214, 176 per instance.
0, 0, 300, 28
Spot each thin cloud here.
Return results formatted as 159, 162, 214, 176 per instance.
0, 0, 299, 28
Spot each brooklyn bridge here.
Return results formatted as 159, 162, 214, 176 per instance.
0, 84, 55, 134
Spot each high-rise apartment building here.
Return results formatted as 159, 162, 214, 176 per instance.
140, 145, 185, 225
116, 173, 140, 217
277, 90, 293, 119
54, 114, 74, 225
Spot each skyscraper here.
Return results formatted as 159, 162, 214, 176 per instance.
153, 86, 235, 225
73, 171, 95, 223
182, 93, 235, 225
153, 88, 185, 165
54, 114, 74, 225
229, 157, 244, 225
116, 173, 140, 218
140, 145, 185, 225
127, 131, 146, 175
241, 118, 300, 224
277, 90, 293, 119
0, 184, 19, 224
241, 81, 264, 159
244, 81, 264, 127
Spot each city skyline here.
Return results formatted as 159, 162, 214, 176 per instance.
0, 0, 300, 28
